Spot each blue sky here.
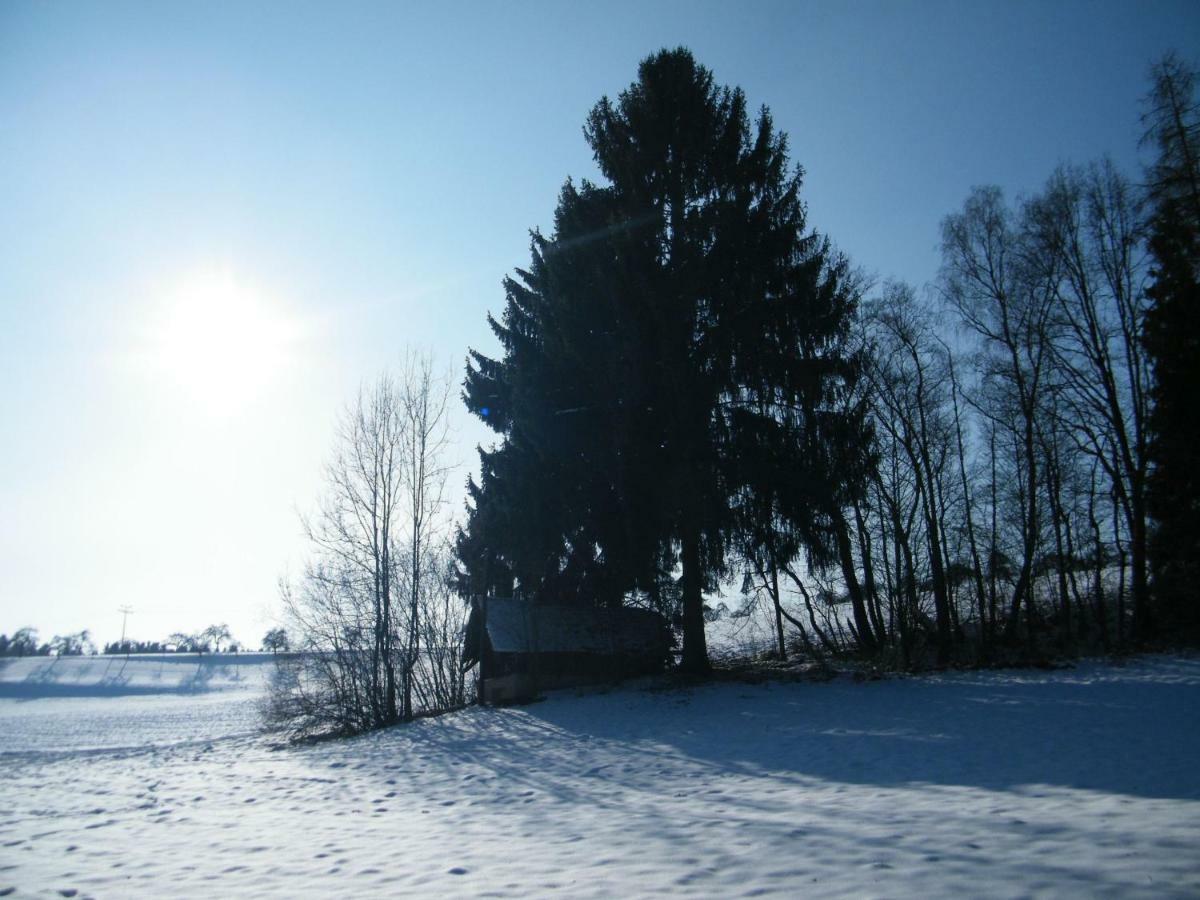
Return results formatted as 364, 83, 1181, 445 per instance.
2, 0, 1198, 647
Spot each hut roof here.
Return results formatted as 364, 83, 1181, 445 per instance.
471, 598, 666, 656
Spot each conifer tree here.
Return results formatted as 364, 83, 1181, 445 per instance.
1142, 54, 1200, 636
461, 49, 869, 672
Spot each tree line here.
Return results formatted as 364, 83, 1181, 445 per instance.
0, 624, 252, 656
270, 48, 1198, 738
453, 48, 1200, 673
0, 628, 94, 657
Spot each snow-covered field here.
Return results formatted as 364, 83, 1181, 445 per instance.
0, 655, 270, 756
2, 653, 1198, 898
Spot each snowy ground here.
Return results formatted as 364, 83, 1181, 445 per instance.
0, 655, 270, 756
2, 654, 1198, 898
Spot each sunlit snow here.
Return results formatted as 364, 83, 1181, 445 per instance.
2, 654, 1198, 897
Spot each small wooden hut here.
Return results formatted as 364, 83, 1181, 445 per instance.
462, 597, 670, 703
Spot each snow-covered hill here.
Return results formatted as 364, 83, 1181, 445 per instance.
1, 655, 1198, 897
0, 654, 273, 757
0, 652, 275, 698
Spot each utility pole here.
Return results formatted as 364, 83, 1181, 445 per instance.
117, 605, 133, 655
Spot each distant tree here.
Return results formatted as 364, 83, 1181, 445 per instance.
1142, 53, 1200, 637
7, 627, 42, 656
50, 630, 93, 656
202, 623, 233, 653
262, 628, 290, 654
106, 639, 166, 655
168, 631, 200, 653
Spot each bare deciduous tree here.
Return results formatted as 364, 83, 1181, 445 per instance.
202, 623, 233, 653
398, 352, 454, 721
269, 356, 460, 738
262, 628, 289, 654
272, 374, 406, 734
941, 187, 1058, 646
865, 283, 957, 662
1024, 162, 1151, 637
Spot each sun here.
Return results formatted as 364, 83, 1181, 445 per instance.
142, 267, 301, 414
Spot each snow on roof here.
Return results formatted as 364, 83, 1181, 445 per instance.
479, 597, 665, 656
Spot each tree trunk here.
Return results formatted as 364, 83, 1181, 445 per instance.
951, 362, 989, 655
853, 500, 888, 645
910, 359, 953, 663
1045, 442, 1073, 643
1006, 416, 1039, 650
770, 562, 787, 660
1113, 489, 1127, 648
1129, 494, 1151, 640
989, 423, 1000, 641
1087, 474, 1109, 649
918, 478, 952, 664
834, 513, 877, 652
383, 539, 399, 725
679, 528, 710, 674
782, 563, 842, 655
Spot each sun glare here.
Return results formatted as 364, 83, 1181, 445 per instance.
140, 268, 301, 414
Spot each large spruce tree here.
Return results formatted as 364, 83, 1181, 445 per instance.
460, 49, 869, 672
1142, 54, 1200, 636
